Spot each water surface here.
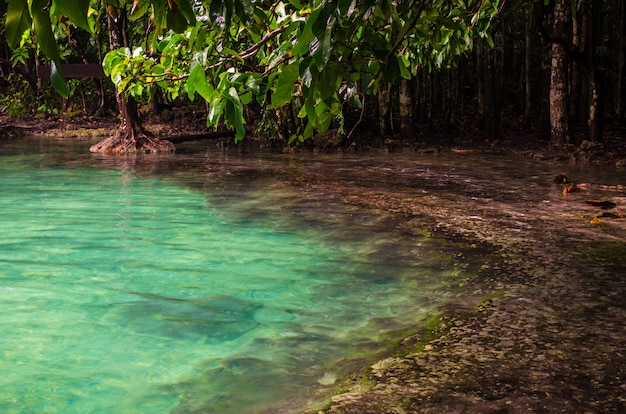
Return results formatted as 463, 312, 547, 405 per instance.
0, 137, 454, 413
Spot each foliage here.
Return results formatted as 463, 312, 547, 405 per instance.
5, 0, 96, 98
5, 0, 502, 142
0, 75, 33, 118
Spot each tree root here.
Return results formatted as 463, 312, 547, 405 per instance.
90, 130, 175, 154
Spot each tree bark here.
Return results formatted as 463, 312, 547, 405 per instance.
549, 0, 573, 145
610, 0, 625, 123
585, 0, 603, 142
90, 4, 174, 154
479, 42, 500, 140
378, 80, 391, 136
399, 78, 415, 139
523, 8, 533, 127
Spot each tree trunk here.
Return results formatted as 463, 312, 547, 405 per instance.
399, 78, 415, 139
378, 80, 391, 136
480, 42, 500, 140
476, 43, 485, 121
90, 5, 174, 154
549, 0, 573, 145
610, 0, 625, 123
523, 8, 533, 127
585, 0, 603, 142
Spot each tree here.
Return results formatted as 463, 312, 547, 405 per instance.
98, 0, 504, 145
547, 0, 573, 145
89, 3, 175, 153
5, 0, 503, 150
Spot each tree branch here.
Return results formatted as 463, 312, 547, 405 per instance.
240, 25, 289, 60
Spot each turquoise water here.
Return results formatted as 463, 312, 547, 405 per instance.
0, 147, 446, 413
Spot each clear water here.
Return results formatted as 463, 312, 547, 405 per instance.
0, 141, 450, 413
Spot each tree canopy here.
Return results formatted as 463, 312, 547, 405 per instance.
5, 0, 502, 143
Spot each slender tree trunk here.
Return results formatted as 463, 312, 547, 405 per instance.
569, 4, 582, 122
585, 0, 603, 142
90, 5, 174, 154
399, 78, 415, 139
523, 8, 533, 127
479, 42, 500, 139
476, 43, 485, 125
611, 0, 625, 123
378, 80, 391, 136
549, 0, 573, 145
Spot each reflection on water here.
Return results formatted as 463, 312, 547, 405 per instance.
0, 137, 452, 413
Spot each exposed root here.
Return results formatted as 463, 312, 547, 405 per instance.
89, 129, 175, 154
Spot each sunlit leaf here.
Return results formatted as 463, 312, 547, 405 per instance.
129, 0, 150, 21
5, 0, 32, 48
208, 96, 227, 125
194, 68, 215, 101
54, 0, 92, 32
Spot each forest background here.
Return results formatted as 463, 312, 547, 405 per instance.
0, 0, 625, 154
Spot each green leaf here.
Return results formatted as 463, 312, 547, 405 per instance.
233, 0, 253, 24
152, 0, 168, 31
208, 96, 227, 125
5, 0, 32, 48
292, 7, 319, 56
103, 51, 122, 76
244, 74, 260, 94
167, 9, 189, 33
313, 15, 335, 70
31, 0, 60, 61
303, 95, 316, 123
318, 68, 339, 100
187, 64, 199, 100
303, 121, 314, 140
54, 0, 92, 32
194, 68, 215, 101
484, 33, 495, 49
129, 0, 150, 21
226, 87, 243, 118
271, 62, 299, 108
50, 62, 69, 98
30, 0, 68, 97
175, 0, 196, 24
382, 54, 401, 82
240, 91, 252, 105
399, 55, 411, 79
223, 92, 245, 142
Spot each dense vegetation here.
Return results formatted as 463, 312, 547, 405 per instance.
1, 1, 624, 152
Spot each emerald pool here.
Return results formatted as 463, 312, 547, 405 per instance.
0, 138, 456, 413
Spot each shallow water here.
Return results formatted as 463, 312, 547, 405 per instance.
3, 136, 626, 414
0, 138, 457, 413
